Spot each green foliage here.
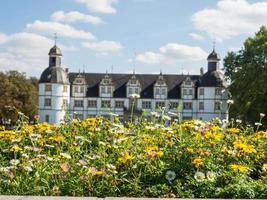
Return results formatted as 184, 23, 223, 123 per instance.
223, 26, 267, 127
0, 71, 38, 124
0, 117, 267, 198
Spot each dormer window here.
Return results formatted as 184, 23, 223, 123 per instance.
154, 73, 168, 99
181, 76, 194, 99
185, 80, 191, 86
72, 74, 87, 96
99, 74, 114, 98
127, 75, 141, 98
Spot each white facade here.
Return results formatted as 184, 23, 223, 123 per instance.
38, 83, 70, 124
39, 45, 228, 124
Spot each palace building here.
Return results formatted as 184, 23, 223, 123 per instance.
38, 44, 228, 124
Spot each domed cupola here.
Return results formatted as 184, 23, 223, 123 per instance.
207, 49, 220, 72
39, 66, 69, 84
39, 44, 69, 84
207, 49, 220, 61
49, 45, 62, 56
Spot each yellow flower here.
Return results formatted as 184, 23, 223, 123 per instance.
118, 152, 134, 164
228, 128, 240, 134
263, 164, 267, 172
0, 130, 17, 140
10, 145, 23, 152
49, 135, 65, 142
192, 157, 203, 168
187, 148, 194, 153
230, 164, 250, 173
156, 151, 164, 157
145, 146, 158, 152
88, 167, 104, 176
233, 141, 256, 154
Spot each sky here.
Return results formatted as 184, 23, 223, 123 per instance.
0, 0, 266, 77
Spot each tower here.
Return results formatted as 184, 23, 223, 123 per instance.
207, 47, 220, 72
38, 43, 70, 124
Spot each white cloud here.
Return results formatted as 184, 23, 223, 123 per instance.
75, 0, 118, 14
82, 40, 123, 54
192, 0, 267, 40
25, 20, 96, 40
51, 11, 103, 25
136, 43, 208, 65
0, 33, 7, 43
189, 33, 204, 41
136, 52, 164, 64
0, 32, 73, 76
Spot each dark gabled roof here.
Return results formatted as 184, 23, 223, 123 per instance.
198, 70, 227, 87
39, 66, 69, 84
69, 73, 201, 99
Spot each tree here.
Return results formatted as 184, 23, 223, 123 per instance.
223, 26, 267, 127
0, 71, 38, 124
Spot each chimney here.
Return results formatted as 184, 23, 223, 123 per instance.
65, 68, 69, 73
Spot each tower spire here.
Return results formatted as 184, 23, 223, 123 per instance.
213, 39, 216, 51
54, 33, 58, 45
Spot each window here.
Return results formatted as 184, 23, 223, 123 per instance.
130, 80, 137, 85
101, 100, 111, 108
63, 85, 68, 93
199, 88, 204, 96
129, 88, 133, 95
183, 116, 192, 120
183, 102, 192, 110
115, 101, 124, 108
155, 102, 165, 109
45, 115, 49, 123
135, 88, 139, 94
51, 57, 56, 66
189, 89, 193, 95
75, 114, 84, 120
199, 102, 204, 110
80, 86, 84, 93
215, 102, 221, 110
156, 88, 160, 95
62, 99, 68, 108
45, 84, 52, 92
159, 88, 166, 95
142, 101, 151, 109
44, 98, 51, 107
183, 89, 187, 95
170, 102, 179, 109
215, 88, 222, 95
88, 100, 97, 108
185, 80, 191, 85
107, 87, 111, 94
101, 87, 105, 94
74, 86, 78, 93
74, 100, 83, 107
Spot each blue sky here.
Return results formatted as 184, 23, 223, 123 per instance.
0, 0, 266, 77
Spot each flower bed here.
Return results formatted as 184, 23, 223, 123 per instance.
0, 117, 267, 198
